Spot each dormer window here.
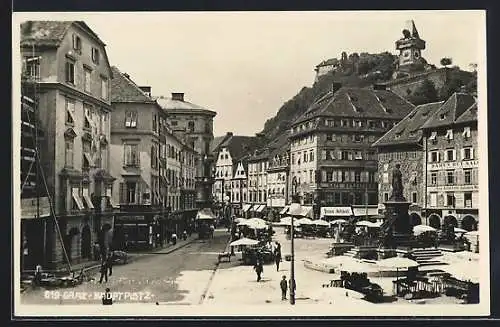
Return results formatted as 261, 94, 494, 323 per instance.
463, 126, 471, 139
445, 129, 454, 141
429, 131, 437, 143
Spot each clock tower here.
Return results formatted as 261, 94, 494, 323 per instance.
395, 20, 426, 73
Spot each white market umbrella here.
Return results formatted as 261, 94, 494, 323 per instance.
247, 217, 267, 225
454, 227, 468, 234
321, 256, 361, 267
280, 217, 301, 226
377, 257, 419, 269
247, 221, 268, 230
442, 263, 479, 283
297, 217, 314, 225
413, 224, 437, 235
330, 219, 347, 225
465, 231, 479, 237
196, 211, 215, 220
230, 237, 259, 247
234, 217, 247, 224
313, 219, 330, 227
338, 260, 378, 273
356, 220, 375, 227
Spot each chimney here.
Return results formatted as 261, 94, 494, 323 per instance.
139, 86, 151, 97
172, 93, 184, 101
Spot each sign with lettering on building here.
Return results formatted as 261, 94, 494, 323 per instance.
320, 206, 353, 217
427, 185, 478, 192
429, 160, 479, 171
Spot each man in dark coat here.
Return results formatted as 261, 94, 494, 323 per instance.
99, 259, 108, 283
254, 260, 263, 282
106, 252, 114, 277
275, 250, 282, 271
280, 275, 288, 300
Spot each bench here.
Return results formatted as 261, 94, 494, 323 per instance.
218, 252, 231, 263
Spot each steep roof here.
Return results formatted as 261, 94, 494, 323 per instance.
210, 135, 229, 154
156, 96, 212, 111
110, 66, 155, 103
421, 93, 477, 129
294, 87, 415, 125
268, 131, 290, 158
20, 21, 106, 47
455, 102, 478, 124
372, 101, 443, 147
219, 135, 262, 162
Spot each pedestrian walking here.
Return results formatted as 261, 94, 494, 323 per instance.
172, 233, 178, 245
99, 259, 108, 283
254, 260, 263, 282
275, 251, 281, 271
34, 264, 42, 286
280, 275, 288, 300
182, 230, 188, 241
106, 252, 113, 277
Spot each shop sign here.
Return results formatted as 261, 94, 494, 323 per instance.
427, 185, 478, 192
320, 206, 353, 216
429, 160, 478, 170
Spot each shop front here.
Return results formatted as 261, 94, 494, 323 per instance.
113, 212, 157, 250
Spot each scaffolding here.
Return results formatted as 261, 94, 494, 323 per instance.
21, 44, 72, 274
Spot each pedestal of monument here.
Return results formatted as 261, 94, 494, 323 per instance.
377, 198, 414, 257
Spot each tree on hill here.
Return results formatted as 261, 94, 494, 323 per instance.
407, 79, 439, 105
440, 57, 452, 68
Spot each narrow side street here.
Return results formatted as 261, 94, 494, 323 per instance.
21, 230, 230, 305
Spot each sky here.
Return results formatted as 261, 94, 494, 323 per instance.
14, 11, 485, 137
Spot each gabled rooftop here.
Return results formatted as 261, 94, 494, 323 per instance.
372, 101, 443, 147
110, 66, 156, 103
421, 93, 477, 129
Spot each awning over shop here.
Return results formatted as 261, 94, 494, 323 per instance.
250, 204, 260, 211
256, 205, 266, 213
300, 206, 313, 218
352, 207, 379, 217
280, 206, 290, 215
242, 204, 252, 212
320, 206, 353, 218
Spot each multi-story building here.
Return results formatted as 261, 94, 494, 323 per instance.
211, 133, 260, 218
247, 148, 271, 217
265, 133, 290, 218
421, 92, 478, 231
372, 101, 443, 225
230, 155, 250, 217
20, 21, 114, 268
157, 93, 217, 209
289, 86, 415, 219
109, 67, 167, 249
314, 58, 339, 82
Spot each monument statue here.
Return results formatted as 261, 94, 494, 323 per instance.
390, 164, 405, 201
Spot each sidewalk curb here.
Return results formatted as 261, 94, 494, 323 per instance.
198, 235, 232, 305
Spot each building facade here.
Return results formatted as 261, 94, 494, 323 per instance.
109, 67, 167, 249
372, 101, 443, 225
266, 134, 290, 218
247, 150, 270, 217
421, 93, 479, 231
289, 86, 415, 218
157, 93, 217, 209
20, 21, 114, 268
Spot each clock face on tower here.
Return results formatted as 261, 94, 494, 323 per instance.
413, 50, 420, 59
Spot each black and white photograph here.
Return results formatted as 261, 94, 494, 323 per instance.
12, 10, 489, 317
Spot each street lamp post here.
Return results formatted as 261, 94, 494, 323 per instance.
288, 177, 300, 305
